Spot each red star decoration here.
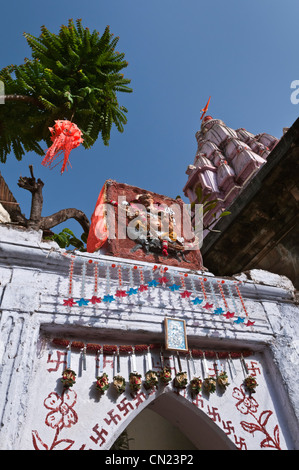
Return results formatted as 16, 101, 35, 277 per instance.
158, 277, 169, 284
223, 311, 235, 319
139, 284, 148, 292
246, 320, 255, 327
89, 295, 102, 304
115, 290, 127, 298
203, 302, 213, 309
180, 290, 192, 298
63, 298, 76, 307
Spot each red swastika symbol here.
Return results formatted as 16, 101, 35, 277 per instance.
117, 397, 134, 416
47, 351, 67, 372
222, 420, 235, 435
132, 391, 147, 408
207, 406, 221, 422
192, 395, 204, 409
247, 361, 261, 376
89, 424, 108, 447
104, 409, 122, 426
234, 435, 247, 450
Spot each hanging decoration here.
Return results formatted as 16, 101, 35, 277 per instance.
159, 349, 172, 385
63, 255, 76, 307
234, 282, 255, 327
174, 351, 188, 389
190, 377, 203, 395
174, 371, 188, 389
203, 376, 217, 394
144, 370, 159, 390
42, 120, 84, 174
215, 352, 230, 390
129, 372, 142, 393
96, 373, 109, 394
115, 264, 127, 298
138, 266, 148, 293
188, 350, 202, 396
51, 338, 258, 401
112, 347, 126, 394
95, 347, 109, 394
113, 375, 126, 395
241, 353, 258, 394
129, 347, 142, 394
202, 352, 216, 394
61, 368, 77, 388
90, 261, 101, 304
60, 254, 255, 329
80, 345, 87, 373
61, 344, 76, 388
217, 371, 230, 390
144, 347, 159, 390
159, 367, 172, 385
244, 375, 259, 394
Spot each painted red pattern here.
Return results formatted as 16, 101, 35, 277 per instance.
232, 385, 281, 450
32, 389, 78, 450
31, 352, 281, 450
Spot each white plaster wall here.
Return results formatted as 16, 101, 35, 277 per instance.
0, 225, 299, 450
17, 340, 295, 450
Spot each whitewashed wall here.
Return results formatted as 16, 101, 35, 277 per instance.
0, 225, 299, 450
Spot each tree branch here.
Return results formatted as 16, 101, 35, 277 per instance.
17, 165, 90, 235
40, 208, 90, 234
0, 94, 44, 109
18, 165, 44, 227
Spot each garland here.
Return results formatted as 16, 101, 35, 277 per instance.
51, 338, 251, 359
56, 339, 258, 399
61, 256, 255, 328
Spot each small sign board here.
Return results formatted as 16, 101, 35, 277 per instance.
164, 317, 188, 352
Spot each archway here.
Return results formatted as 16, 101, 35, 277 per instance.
111, 392, 236, 450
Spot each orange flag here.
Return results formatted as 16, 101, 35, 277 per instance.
200, 96, 211, 120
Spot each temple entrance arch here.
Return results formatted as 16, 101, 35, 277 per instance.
110, 391, 237, 450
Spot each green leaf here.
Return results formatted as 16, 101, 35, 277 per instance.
219, 211, 231, 217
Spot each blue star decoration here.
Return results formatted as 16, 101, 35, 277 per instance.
168, 283, 181, 292
191, 297, 203, 305
102, 295, 115, 303
234, 316, 245, 324
148, 279, 158, 287
213, 307, 225, 315
126, 288, 138, 296
76, 298, 90, 306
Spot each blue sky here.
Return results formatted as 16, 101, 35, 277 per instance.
1, 0, 299, 237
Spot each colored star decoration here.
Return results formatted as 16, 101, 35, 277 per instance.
213, 307, 225, 315
61, 264, 255, 327
90, 296, 102, 305
115, 290, 127, 298
223, 311, 235, 319
76, 298, 90, 306
234, 316, 245, 324
63, 298, 77, 307
126, 288, 138, 296
180, 290, 192, 298
203, 302, 214, 309
139, 284, 148, 292
191, 297, 203, 305
169, 283, 181, 292
102, 295, 115, 303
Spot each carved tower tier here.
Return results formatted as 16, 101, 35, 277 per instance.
183, 116, 278, 232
